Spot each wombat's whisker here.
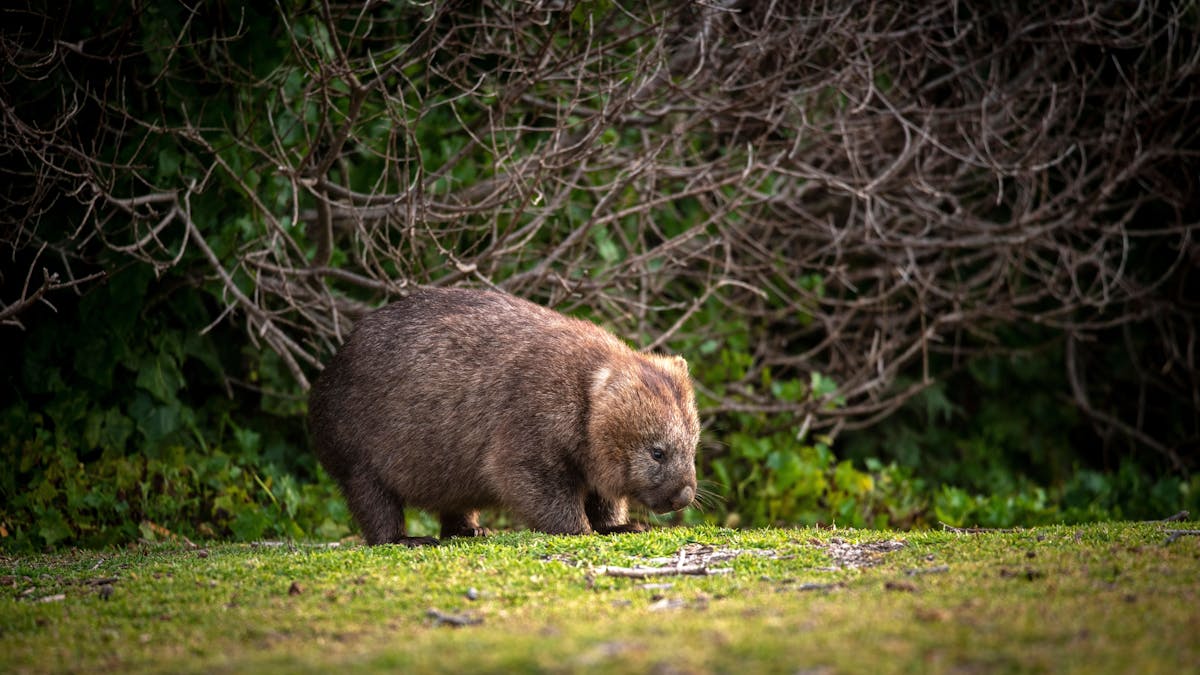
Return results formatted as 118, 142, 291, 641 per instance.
691, 482, 724, 511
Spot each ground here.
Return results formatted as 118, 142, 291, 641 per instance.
2, 521, 1198, 673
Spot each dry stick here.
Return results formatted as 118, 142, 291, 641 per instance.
0, 268, 105, 325
1163, 530, 1200, 545
183, 212, 313, 389
596, 565, 732, 578
426, 609, 482, 627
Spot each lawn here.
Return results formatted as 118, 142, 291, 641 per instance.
2, 521, 1197, 673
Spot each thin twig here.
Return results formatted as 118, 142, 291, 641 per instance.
596, 565, 733, 578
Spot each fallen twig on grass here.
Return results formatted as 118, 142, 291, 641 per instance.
1163, 529, 1200, 544
426, 608, 482, 627
595, 543, 780, 579
597, 565, 733, 578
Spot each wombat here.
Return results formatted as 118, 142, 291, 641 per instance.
308, 287, 700, 545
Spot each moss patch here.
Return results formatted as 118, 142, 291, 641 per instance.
3, 522, 1198, 673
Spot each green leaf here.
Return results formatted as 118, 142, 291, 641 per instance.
138, 520, 159, 542
730, 432, 770, 460
233, 427, 262, 458
766, 450, 802, 493
157, 147, 181, 178
593, 228, 621, 263
129, 394, 181, 443
231, 509, 271, 541
809, 371, 838, 399
135, 349, 185, 403
833, 461, 874, 497
37, 509, 73, 547
934, 486, 977, 527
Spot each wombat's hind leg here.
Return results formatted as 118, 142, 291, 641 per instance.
439, 511, 489, 538
586, 492, 646, 534
344, 474, 439, 546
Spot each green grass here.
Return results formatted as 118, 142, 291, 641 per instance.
2, 522, 1198, 673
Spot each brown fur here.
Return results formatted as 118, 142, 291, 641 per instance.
307, 287, 700, 545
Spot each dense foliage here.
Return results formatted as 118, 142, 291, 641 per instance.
2, 1, 1197, 549
0, 266, 349, 547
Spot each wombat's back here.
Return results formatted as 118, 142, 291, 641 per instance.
308, 287, 623, 512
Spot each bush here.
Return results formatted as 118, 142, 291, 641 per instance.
2, 1, 1196, 547
0, 267, 344, 549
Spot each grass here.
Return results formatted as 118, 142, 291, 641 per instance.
2, 521, 1198, 674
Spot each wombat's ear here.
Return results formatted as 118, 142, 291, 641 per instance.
663, 354, 690, 375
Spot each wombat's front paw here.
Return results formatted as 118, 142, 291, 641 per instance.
594, 522, 648, 535
392, 536, 441, 547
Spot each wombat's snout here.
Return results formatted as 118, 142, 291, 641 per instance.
646, 483, 696, 514
668, 484, 695, 511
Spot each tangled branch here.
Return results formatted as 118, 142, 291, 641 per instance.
2, 0, 1197, 464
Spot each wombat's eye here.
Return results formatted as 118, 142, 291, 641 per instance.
649, 446, 665, 461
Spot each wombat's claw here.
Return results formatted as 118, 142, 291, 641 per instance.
594, 522, 648, 535
444, 527, 490, 538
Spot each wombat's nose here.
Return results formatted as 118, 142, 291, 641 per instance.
670, 485, 695, 511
